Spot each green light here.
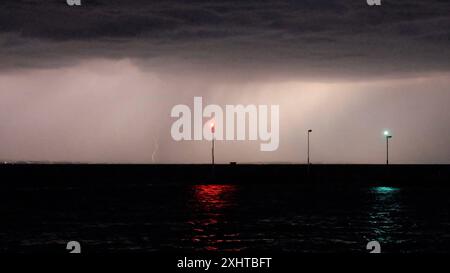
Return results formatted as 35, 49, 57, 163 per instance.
373, 186, 399, 194
384, 130, 390, 136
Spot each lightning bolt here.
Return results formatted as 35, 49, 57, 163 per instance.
151, 137, 159, 163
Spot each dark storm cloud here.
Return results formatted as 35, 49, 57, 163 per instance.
1, 1, 450, 164
0, 0, 449, 78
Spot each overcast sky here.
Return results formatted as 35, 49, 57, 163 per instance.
0, 0, 449, 163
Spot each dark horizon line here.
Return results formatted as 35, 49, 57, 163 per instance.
1, 161, 449, 166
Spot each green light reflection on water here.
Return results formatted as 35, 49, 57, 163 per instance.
373, 186, 400, 194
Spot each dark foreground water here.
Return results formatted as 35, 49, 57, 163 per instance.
1, 184, 450, 253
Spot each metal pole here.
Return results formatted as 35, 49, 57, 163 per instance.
212, 135, 215, 166
307, 130, 312, 165
307, 132, 310, 165
386, 136, 389, 165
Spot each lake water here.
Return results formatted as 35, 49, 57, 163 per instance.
1, 184, 450, 253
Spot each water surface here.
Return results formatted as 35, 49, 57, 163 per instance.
1, 184, 449, 253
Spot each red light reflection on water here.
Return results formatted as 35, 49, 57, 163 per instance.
193, 184, 236, 210
188, 184, 242, 251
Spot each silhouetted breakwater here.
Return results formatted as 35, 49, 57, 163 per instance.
1, 164, 449, 187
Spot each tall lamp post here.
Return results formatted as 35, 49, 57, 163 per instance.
307, 129, 312, 165
211, 120, 215, 166
384, 131, 392, 165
